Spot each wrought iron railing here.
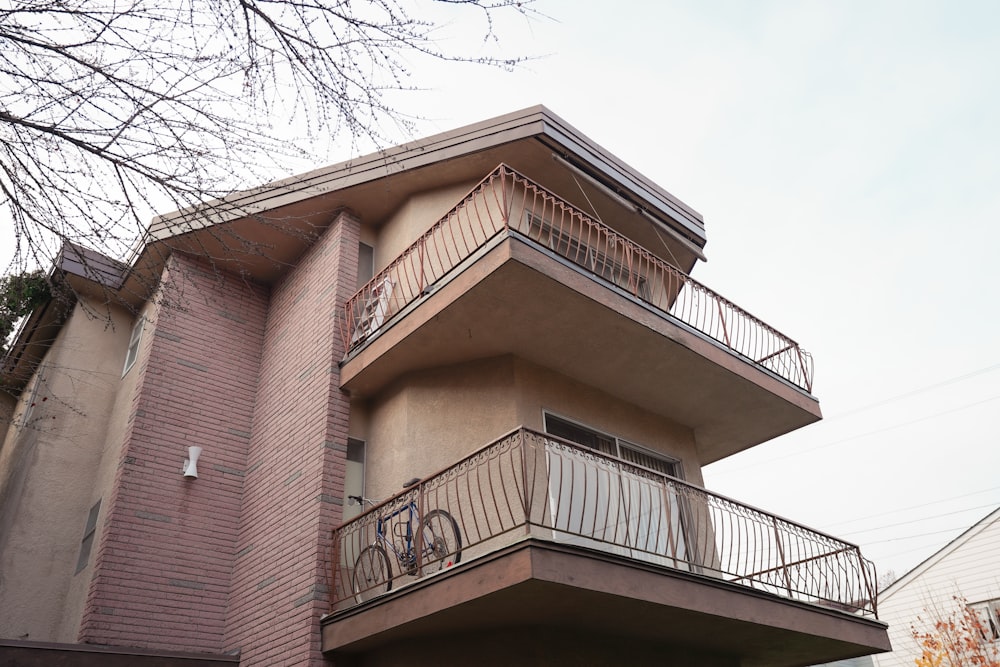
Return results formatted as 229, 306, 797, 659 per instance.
340, 164, 814, 392
329, 428, 876, 617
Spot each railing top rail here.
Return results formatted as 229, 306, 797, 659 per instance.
334, 426, 859, 552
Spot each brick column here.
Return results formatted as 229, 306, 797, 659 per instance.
225, 211, 360, 666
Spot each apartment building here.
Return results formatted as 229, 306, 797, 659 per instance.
0, 107, 890, 666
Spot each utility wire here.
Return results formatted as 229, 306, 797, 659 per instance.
826, 361, 1000, 422
708, 393, 1000, 474
823, 485, 1000, 530
838, 502, 1000, 538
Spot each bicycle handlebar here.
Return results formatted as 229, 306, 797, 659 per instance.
347, 477, 422, 506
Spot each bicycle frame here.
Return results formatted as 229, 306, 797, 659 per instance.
373, 500, 422, 573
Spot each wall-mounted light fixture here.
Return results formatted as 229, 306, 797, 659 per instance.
182, 446, 202, 479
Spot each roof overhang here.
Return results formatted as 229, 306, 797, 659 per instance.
118, 105, 708, 303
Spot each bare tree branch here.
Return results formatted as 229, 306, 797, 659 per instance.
0, 0, 536, 279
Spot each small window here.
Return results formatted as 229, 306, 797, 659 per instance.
357, 242, 374, 290
543, 413, 681, 477
75, 500, 101, 574
122, 318, 144, 376
972, 599, 1000, 642
343, 438, 366, 521
525, 214, 650, 301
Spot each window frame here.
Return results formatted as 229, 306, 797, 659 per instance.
971, 598, 1000, 643
525, 213, 651, 301
542, 411, 682, 479
75, 499, 102, 574
122, 317, 144, 376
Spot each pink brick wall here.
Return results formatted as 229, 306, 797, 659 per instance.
79, 254, 269, 652
225, 211, 359, 666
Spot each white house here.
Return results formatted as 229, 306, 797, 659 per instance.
873, 506, 1000, 667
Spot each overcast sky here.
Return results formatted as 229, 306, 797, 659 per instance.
398, 0, 1000, 582
7, 1, 999, 583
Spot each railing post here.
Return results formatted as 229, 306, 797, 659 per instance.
771, 516, 793, 596
416, 478, 427, 576
860, 547, 877, 617
519, 429, 531, 537
418, 241, 425, 295
501, 167, 512, 232
330, 528, 341, 610
796, 346, 811, 393
716, 300, 732, 347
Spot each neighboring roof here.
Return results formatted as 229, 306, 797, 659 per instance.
1, 243, 127, 390
879, 506, 1000, 603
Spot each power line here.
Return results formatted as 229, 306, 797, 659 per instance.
838, 502, 999, 538
823, 485, 1000, 530
827, 361, 1000, 422
708, 393, 1000, 474
864, 526, 970, 546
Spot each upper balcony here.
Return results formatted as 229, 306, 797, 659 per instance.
339, 165, 821, 463
322, 428, 888, 665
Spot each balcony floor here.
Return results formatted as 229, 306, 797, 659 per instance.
322, 539, 889, 667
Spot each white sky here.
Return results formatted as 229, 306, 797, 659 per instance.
396, 0, 1000, 582
5, 0, 998, 582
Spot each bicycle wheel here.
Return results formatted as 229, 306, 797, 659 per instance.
352, 545, 392, 603
417, 509, 462, 572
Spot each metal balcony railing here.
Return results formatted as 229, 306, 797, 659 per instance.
329, 428, 877, 617
341, 164, 814, 392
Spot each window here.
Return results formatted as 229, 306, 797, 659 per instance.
542, 413, 688, 566
122, 318, 144, 376
525, 214, 650, 300
972, 599, 1000, 642
75, 500, 101, 574
343, 438, 366, 522
357, 242, 374, 290
544, 414, 681, 478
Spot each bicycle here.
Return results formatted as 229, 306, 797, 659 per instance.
348, 477, 462, 602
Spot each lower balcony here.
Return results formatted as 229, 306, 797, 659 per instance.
323, 428, 889, 666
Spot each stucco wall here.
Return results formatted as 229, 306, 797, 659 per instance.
372, 181, 478, 273
364, 355, 701, 504
0, 297, 132, 642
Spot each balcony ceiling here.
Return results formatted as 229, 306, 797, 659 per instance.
322, 540, 889, 666
341, 235, 821, 464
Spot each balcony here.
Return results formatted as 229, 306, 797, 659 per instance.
339, 165, 821, 463
342, 164, 812, 390
323, 428, 887, 665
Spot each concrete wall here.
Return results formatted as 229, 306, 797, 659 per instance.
225, 211, 359, 667
78, 254, 270, 652
0, 298, 132, 642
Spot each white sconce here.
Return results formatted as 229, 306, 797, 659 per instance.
182, 446, 202, 479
